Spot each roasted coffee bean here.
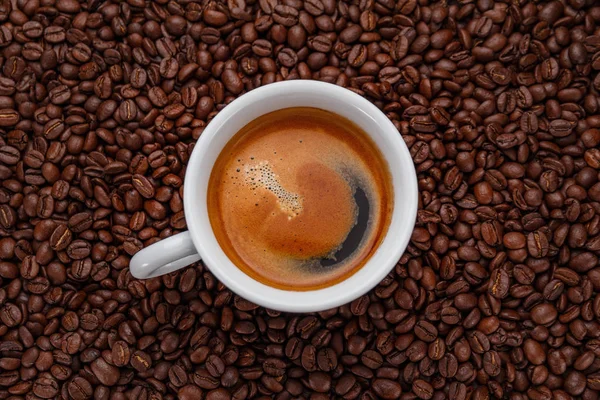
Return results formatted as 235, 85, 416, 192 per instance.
273, 5, 298, 27
67, 240, 91, 260
414, 320, 438, 342
1, 303, 22, 326
316, 347, 338, 371
372, 379, 402, 399
49, 224, 72, 251
348, 44, 367, 68
252, 39, 272, 56
263, 358, 286, 376
20, 255, 39, 279
131, 351, 151, 372
488, 268, 509, 298
278, 48, 298, 68
222, 69, 244, 95
413, 379, 434, 399
68, 213, 93, 233
549, 119, 574, 137
309, 36, 332, 53
301, 344, 317, 371
91, 357, 120, 386
206, 355, 226, 377
0, 145, 19, 164
33, 376, 59, 399
132, 174, 155, 199
67, 377, 93, 400
112, 341, 131, 367
0, 109, 19, 126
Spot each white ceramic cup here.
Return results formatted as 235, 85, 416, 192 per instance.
130, 80, 417, 312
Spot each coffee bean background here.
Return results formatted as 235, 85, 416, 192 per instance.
0, 0, 600, 399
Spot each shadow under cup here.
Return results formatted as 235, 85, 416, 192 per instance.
184, 81, 418, 312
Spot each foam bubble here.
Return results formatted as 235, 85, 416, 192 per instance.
241, 161, 303, 218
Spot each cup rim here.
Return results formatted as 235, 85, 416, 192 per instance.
184, 81, 417, 312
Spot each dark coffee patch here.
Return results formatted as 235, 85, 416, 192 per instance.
321, 186, 370, 268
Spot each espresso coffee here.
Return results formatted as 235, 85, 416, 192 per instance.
208, 108, 393, 290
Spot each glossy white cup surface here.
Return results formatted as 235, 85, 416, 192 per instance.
130, 80, 417, 312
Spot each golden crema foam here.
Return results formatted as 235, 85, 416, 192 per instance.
208, 108, 393, 291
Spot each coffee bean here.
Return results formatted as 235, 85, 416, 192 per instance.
131, 351, 151, 372
483, 351, 502, 376
488, 268, 509, 298
111, 341, 131, 367
273, 5, 298, 27
0, 205, 16, 229
206, 355, 226, 377
263, 357, 286, 376
118, 99, 137, 121
0, 260, 17, 279
68, 213, 93, 233
204, 10, 228, 26
285, 337, 303, 359
222, 69, 244, 95
346, 44, 366, 68
67, 377, 93, 400
309, 35, 332, 53
524, 339, 546, 365
33, 376, 59, 399
0, 108, 19, 126
277, 48, 298, 68
91, 357, 120, 386
0, 370, 19, 387
339, 25, 363, 44
49, 224, 72, 251
316, 347, 338, 371
132, 174, 155, 199
0, 145, 19, 164
414, 320, 438, 342
413, 379, 433, 399
49, 84, 71, 105
0, 303, 22, 327
372, 379, 402, 399
159, 57, 179, 79
301, 344, 317, 371
67, 240, 91, 260
192, 368, 219, 389
252, 39, 273, 57
20, 255, 39, 279
360, 349, 382, 369
549, 119, 574, 137
527, 230, 549, 258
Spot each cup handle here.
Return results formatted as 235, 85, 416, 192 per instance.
129, 231, 201, 279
